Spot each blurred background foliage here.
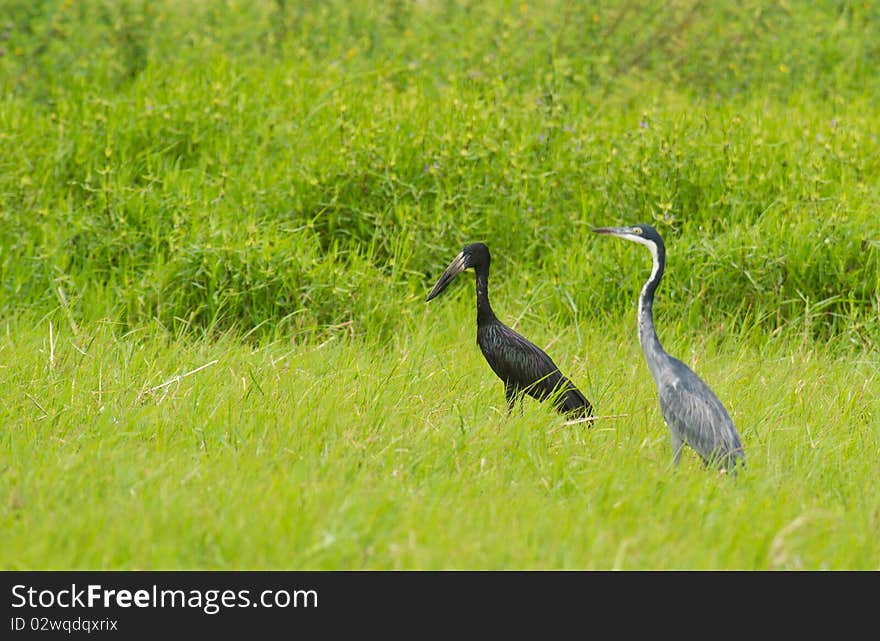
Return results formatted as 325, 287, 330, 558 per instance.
1, 0, 878, 346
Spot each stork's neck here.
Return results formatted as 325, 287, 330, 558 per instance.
637, 240, 668, 377
474, 266, 497, 327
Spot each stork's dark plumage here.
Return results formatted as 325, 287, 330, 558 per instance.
593, 224, 745, 471
426, 242, 592, 419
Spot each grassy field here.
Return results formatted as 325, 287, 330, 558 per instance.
2, 1, 879, 569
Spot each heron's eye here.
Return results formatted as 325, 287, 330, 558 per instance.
633, 227, 643, 235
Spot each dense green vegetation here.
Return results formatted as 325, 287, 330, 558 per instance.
2, 0, 879, 342
1, 1, 878, 569
2, 318, 878, 569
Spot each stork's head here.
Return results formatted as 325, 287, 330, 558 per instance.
425, 242, 490, 302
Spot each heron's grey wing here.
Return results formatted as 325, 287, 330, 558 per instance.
655, 358, 744, 467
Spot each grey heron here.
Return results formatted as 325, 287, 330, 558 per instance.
593, 224, 745, 471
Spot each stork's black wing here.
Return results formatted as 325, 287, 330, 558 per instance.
477, 321, 592, 417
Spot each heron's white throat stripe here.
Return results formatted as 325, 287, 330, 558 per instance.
633, 236, 660, 321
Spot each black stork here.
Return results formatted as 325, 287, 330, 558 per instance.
426, 242, 593, 419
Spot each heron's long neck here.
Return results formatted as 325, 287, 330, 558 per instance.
638, 241, 668, 378
474, 266, 496, 327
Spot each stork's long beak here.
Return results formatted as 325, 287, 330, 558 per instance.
426, 252, 469, 302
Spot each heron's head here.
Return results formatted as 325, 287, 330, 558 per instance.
592, 224, 664, 251
425, 242, 490, 302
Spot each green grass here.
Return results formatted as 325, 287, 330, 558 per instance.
2, 313, 878, 569
1, 1, 879, 569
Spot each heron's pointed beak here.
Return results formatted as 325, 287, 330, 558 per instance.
426, 252, 469, 302
592, 226, 631, 237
